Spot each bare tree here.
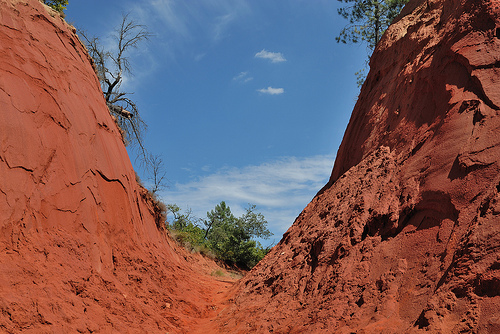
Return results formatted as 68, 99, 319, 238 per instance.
147, 153, 168, 195
79, 13, 152, 158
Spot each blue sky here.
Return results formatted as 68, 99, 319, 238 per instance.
66, 0, 367, 244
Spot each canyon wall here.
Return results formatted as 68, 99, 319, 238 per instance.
0, 1, 228, 333
218, 0, 500, 332
2, 0, 499, 333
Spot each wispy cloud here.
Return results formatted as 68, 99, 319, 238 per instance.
233, 71, 253, 83
258, 87, 284, 95
194, 53, 206, 62
158, 155, 333, 238
213, 13, 235, 41
145, 0, 190, 37
255, 49, 286, 63
134, 0, 251, 54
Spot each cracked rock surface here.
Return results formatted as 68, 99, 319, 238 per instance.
2, 0, 500, 333
0, 1, 235, 333
217, 0, 500, 332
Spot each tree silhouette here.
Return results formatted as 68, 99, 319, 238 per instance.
336, 0, 409, 85
79, 14, 152, 158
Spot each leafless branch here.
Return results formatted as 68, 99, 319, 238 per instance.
147, 154, 168, 195
78, 14, 152, 161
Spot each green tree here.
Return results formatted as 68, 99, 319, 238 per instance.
204, 201, 236, 240
204, 202, 273, 269
336, 0, 409, 85
167, 204, 205, 250
167, 204, 196, 230
43, 0, 68, 12
238, 204, 273, 240
167, 201, 273, 268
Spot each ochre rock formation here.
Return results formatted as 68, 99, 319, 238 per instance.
2, 0, 500, 333
0, 1, 233, 333
217, 0, 500, 332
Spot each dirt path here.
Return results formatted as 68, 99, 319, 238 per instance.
181, 269, 239, 334
187, 278, 236, 333
153, 252, 242, 334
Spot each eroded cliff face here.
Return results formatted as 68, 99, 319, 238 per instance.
218, 0, 500, 332
0, 1, 231, 333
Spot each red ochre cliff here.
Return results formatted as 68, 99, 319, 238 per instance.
0, 1, 235, 333
2, 0, 500, 333
216, 0, 500, 333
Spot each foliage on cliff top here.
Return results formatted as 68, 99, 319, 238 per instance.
43, 0, 68, 13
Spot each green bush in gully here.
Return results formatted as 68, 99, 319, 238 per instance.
167, 202, 273, 270
166, 204, 208, 254
43, 0, 68, 12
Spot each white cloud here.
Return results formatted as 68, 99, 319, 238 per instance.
201, 165, 212, 172
255, 49, 286, 63
233, 71, 253, 83
146, 0, 190, 37
134, 0, 251, 52
213, 13, 235, 41
194, 53, 206, 62
258, 87, 284, 95
158, 155, 333, 239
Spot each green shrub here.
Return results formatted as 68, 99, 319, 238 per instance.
169, 224, 205, 250
43, 0, 68, 12
204, 202, 272, 269
211, 270, 225, 277
167, 202, 273, 269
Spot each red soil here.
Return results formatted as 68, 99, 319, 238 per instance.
1, 0, 500, 333
217, 0, 500, 332
0, 1, 236, 333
